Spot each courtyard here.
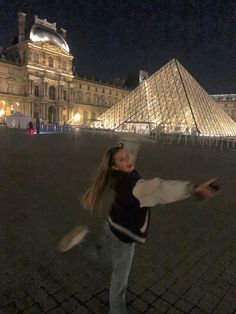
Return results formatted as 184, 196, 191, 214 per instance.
0, 127, 235, 313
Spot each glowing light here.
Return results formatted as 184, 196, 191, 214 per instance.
45, 69, 55, 74
61, 73, 74, 78
2, 101, 6, 105
66, 113, 81, 125
73, 113, 81, 122
91, 59, 236, 137
16, 102, 20, 106
27, 65, 43, 71
0, 109, 5, 117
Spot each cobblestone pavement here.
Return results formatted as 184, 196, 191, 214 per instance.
0, 128, 235, 314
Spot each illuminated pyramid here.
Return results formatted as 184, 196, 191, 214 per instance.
93, 59, 236, 137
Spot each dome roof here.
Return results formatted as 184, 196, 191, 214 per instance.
30, 24, 69, 52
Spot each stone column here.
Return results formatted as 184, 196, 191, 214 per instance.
18, 12, 26, 43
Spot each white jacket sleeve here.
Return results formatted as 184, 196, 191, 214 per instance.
132, 178, 192, 207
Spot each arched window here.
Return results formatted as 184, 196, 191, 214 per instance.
48, 105, 56, 123
49, 86, 56, 100
34, 53, 39, 64
34, 85, 39, 97
48, 57, 53, 67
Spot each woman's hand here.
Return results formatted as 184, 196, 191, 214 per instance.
193, 178, 220, 200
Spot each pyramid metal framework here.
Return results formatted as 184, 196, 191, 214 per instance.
92, 59, 236, 137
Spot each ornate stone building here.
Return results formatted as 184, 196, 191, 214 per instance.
0, 12, 129, 124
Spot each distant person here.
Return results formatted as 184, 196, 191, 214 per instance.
36, 118, 40, 134
28, 121, 34, 135
58, 142, 219, 314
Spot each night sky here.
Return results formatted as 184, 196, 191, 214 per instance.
0, 0, 235, 94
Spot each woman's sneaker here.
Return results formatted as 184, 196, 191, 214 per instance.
58, 225, 89, 252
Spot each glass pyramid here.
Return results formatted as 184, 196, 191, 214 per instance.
93, 59, 236, 137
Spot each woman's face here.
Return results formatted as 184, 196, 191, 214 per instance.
111, 148, 134, 173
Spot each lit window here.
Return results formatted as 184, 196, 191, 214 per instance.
49, 86, 56, 99
34, 85, 39, 97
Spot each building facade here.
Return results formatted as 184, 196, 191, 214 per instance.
0, 12, 129, 125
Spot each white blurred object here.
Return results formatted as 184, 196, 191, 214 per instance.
58, 225, 89, 252
119, 135, 140, 163
5, 112, 33, 129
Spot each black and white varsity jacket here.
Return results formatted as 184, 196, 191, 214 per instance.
108, 169, 192, 244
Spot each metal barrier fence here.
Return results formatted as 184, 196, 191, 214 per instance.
41, 124, 75, 133
40, 124, 236, 151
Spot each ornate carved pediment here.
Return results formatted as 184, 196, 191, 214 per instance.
42, 42, 68, 54
34, 15, 57, 31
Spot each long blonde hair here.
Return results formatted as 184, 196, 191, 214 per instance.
81, 144, 123, 215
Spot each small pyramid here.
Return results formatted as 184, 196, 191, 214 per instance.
93, 59, 236, 137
